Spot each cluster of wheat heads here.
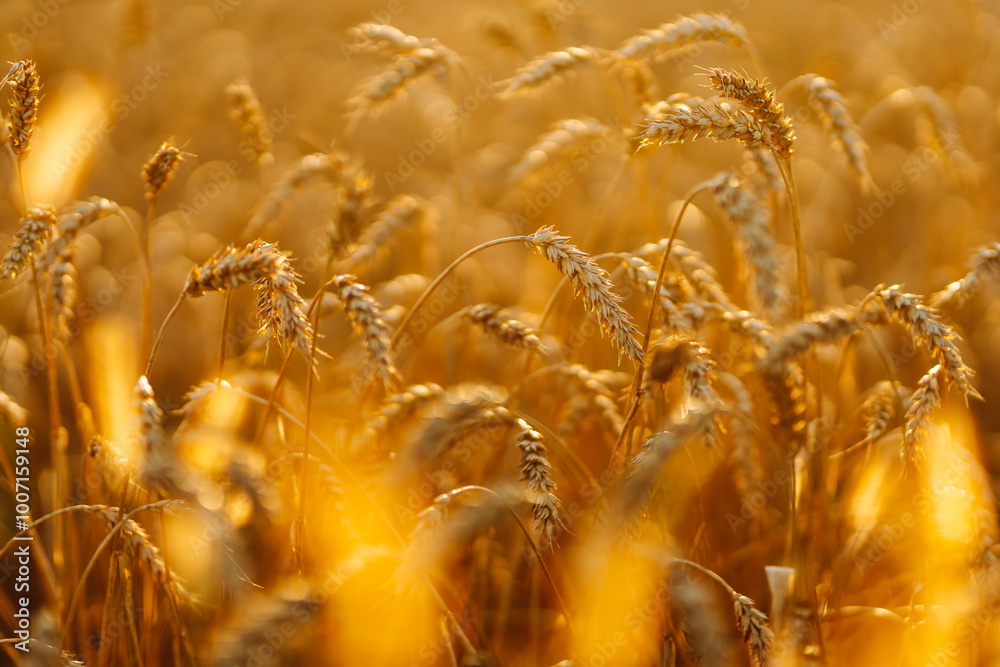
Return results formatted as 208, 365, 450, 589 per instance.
0, 5, 998, 667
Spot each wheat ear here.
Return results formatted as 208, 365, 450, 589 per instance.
142, 140, 185, 202
245, 152, 345, 238
343, 194, 424, 270
636, 100, 774, 151
0, 205, 55, 281
617, 13, 756, 63
707, 67, 795, 159
461, 303, 546, 356
712, 174, 786, 320
525, 226, 642, 362
515, 419, 564, 548
333, 274, 400, 390
499, 46, 601, 96
351, 23, 435, 54
931, 242, 1000, 309
7, 59, 39, 162
510, 118, 618, 183
326, 157, 375, 260
226, 80, 272, 164
797, 74, 870, 185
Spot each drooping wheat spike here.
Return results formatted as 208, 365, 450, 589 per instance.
510, 118, 618, 183
357, 382, 445, 453
706, 68, 794, 159
327, 157, 376, 260
460, 303, 547, 356
499, 46, 601, 96
797, 74, 870, 185
255, 263, 314, 359
623, 255, 697, 333
7, 59, 39, 160
350, 40, 457, 114
343, 194, 424, 270
636, 100, 774, 152
667, 243, 738, 314
732, 593, 774, 666
184, 240, 284, 296
36, 198, 125, 271
902, 364, 944, 466
760, 305, 884, 377
876, 285, 980, 402
334, 274, 400, 390
245, 151, 346, 237
142, 141, 185, 202
524, 226, 642, 362
0, 390, 28, 426
50, 249, 77, 342
351, 23, 435, 55
95, 505, 192, 601
712, 174, 786, 319
0, 205, 55, 281
931, 242, 1000, 309
617, 13, 754, 63
911, 86, 979, 182
515, 418, 564, 548
225, 80, 271, 164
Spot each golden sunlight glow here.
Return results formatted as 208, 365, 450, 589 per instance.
24, 75, 106, 206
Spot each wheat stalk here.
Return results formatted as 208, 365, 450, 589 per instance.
351, 23, 436, 54
95, 506, 191, 602
50, 249, 77, 342
797, 74, 870, 185
707, 67, 794, 159
185, 239, 283, 295
931, 242, 1000, 309
617, 13, 755, 63
36, 198, 127, 271
7, 59, 39, 161
245, 151, 345, 237
877, 285, 980, 402
712, 174, 786, 320
342, 194, 424, 270
226, 80, 272, 164
461, 303, 547, 356
0, 205, 55, 281
733, 593, 774, 666
515, 418, 564, 548
636, 100, 774, 151
499, 46, 601, 96
327, 157, 375, 260
142, 140, 185, 202
333, 274, 400, 390
525, 226, 642, 362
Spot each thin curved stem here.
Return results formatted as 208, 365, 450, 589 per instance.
145, 292, 186, 380
391, 236, 528, 351
611, 181, 715, 475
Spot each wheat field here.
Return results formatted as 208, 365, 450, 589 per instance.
1, 0, 999, 665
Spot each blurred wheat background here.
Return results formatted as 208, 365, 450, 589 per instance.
1, 0, 1000, 665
